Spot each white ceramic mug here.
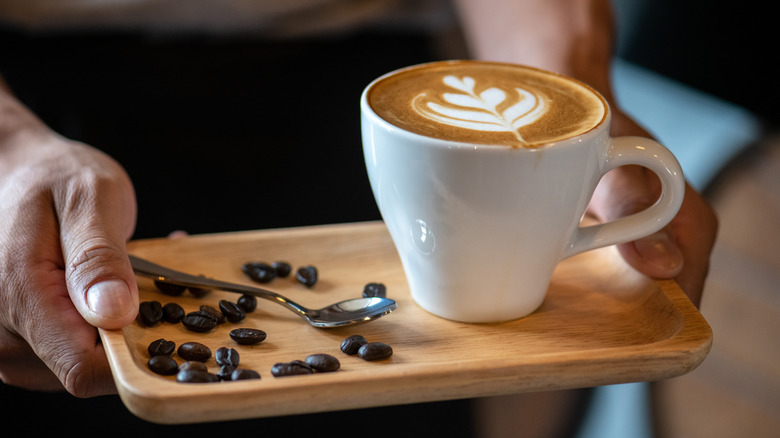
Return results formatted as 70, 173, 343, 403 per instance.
361, 61, 684, 323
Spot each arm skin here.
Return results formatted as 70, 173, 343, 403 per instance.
454, 0, 718, 306
0, 76, 139, 396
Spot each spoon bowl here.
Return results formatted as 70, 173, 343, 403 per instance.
128, 255, 397, 328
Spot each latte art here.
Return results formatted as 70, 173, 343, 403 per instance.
412, 75, 548, 144
367, 61, 607, 148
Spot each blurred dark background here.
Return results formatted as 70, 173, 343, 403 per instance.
613, 0, 776, 126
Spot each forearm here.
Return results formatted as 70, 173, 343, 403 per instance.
0, 74, 57, 164
454, 0, 616, 103
0, 75, 28, 133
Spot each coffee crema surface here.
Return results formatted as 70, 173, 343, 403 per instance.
367, 61, 608, 148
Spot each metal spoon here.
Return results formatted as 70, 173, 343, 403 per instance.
128, 254, 397, 328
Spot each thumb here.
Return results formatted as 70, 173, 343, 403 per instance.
65, 242, 139, 330
56, 151, 139, 329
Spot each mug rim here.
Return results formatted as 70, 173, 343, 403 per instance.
361, 59, 611, 151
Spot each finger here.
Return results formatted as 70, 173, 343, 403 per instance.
616, 228, 684, 280
615, 182, 716, 306
589, 165, 685, 277
604, 111, 716, 305
662, 183, 718, 306
55, 146, 140, 330
589, 163, 718, 306
22, 272, 118, 397
0, 329, 64, 392
1, 193, 119, 397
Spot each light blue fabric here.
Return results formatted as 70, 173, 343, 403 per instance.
574, 59, 761, 438
577, 383, 655, 438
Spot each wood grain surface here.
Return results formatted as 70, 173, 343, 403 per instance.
100, 221, 712, 424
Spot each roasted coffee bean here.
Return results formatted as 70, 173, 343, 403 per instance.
304, 354, 340, 373
138, 301, 163, 326
154, 280, 186, 296
188, 275, 212, 297
290, 359, 313, 368
177, 369, 219, 383
148, 355, 179, 375
215, 347, 240, 367
358, 342, 393, 361
148, 338, 176, 357
229, 328, 267, 345
179, 361, 208, 373
177, 342, 212, 362
219, 300, 245, 323
199, 305, 226, 324
231, 369, 261, 381
242, 262, 277, 283
271, 361, 314, 377
217, 364, 236, 381
340, 334, 368, 355
237, 294, 257, 313
362, 282, 387, 298
162, 302, 185, 323
295, 265, 318, 287
188, 286, 211, 298
182, 311, 218, 332
271, 261, 292, 278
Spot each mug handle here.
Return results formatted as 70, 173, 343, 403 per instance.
563, 136, 685, 259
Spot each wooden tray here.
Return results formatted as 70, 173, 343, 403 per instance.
101, 221, 712, 424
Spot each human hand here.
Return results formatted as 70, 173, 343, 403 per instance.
0, 91, 139, 397
586, 109, 718, 306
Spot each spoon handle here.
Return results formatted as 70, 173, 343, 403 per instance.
128, 255, 310, 318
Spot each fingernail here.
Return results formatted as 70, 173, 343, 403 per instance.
168, 230, 188, 239
87, 279, 134, 319
634, 231, 684, 272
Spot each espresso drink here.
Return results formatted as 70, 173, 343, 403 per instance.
367, 60, 607, 148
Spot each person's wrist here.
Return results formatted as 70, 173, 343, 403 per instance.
0, 103, 54, 156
